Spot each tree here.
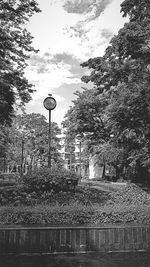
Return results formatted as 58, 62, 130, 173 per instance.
64, 0, 150, 181
62, 89, 109, 144
62, 88, 113, 178
106, 81, 150, 181
81, 1, 150, 91
6, 113, 62, 170
0, 0, 40, 125
0, 125, 9, 158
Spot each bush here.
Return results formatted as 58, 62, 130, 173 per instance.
0, 185, 37, 206
0, 182, 109, 206
0, 173, 20, 182
23, 167, 79, 195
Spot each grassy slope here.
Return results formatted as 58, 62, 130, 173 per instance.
0, 182, 150, 225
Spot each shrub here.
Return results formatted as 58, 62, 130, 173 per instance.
108, 183, 150, 206
0, 173, 20, 183
0, 184, 108, 206
23, 166, 79, 195
0, 185, 33, 206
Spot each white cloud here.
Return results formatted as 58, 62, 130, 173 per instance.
63, 0, 112, 18
62, 0, 113, 46
25, 52, 82, 101
25, 0, 128, 125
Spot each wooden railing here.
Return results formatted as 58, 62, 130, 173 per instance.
0, 225, 150, 254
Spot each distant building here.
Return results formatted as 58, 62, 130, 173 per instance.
59, 134, 110, 180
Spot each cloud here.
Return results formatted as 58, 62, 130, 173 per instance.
53, 82, 84, 101
101, 28, 113, 40
63, 0, 94, 14
64, 21, 90, 39
50, 52, 81, 65
50, 52, 87, 78
62, 0, 113, 50
63, 0, 112, 20
28, 54, 52, 74
25, 51, 87, 107
28, 52, 86, 79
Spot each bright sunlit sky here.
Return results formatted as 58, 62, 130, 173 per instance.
25, 0, 128, 126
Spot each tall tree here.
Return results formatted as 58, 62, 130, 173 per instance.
64, 0, 150, 181
62, 89, 109, 144
81, 0, 150, 91
81, 0, 150, 181
0, 0, 40, 125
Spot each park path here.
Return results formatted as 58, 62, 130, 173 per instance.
80, 180, 150, 195
79, 180, 126, 192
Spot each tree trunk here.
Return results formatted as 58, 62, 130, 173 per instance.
102, 162, 106, 179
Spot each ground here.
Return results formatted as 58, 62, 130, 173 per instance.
0, 179, 150, 225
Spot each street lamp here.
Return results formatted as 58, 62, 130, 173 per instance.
18, 126, 26, 178
20, 138, 24, 178
43, 94, 56, 168
76, 134, 83, 179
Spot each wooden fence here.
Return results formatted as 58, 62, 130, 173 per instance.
0, 225, 150, 254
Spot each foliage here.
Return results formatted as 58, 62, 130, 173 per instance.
63, 0, 150, 182
62, 89, 110, 177
0, 172, 19, 181
23, 167, 79, 195
0, 84, 15, 125
0, 184, 109, 206
1, 184, 150, 225
106, 82, 150, 181
0, 183, 150, 225
5, 113, 62, 169
0, 125, 9, 157
107, 183, 150, 206
62, 89, 109, 143
0, 0, 41, 125
0, 203, 149, 225
0, 204, 95, 225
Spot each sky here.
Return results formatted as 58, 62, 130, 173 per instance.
25, 0, 128, 126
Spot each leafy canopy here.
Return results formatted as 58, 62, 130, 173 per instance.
0, 0, 41, 125
6, 113, 62, 168
63, 0, 150, 181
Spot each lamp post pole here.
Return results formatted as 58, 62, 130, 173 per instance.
78, 140, 81, 179
76, 134, 82, 180
43, 94, 56, 168
21, 138, 24, 178
48, 109, 51, 168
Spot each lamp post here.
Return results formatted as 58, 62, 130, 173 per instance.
21, 138, 24, 178
43, 94, 56, 168
76, 134, 82, 179
79, 139, 82, 178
